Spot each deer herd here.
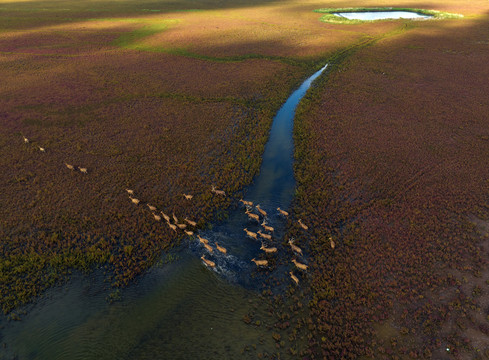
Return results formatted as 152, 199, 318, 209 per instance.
125, 183, 314, 286
20, 134, 322, 287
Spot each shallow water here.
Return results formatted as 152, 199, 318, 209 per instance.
334, 11, 432, 21
0, 64, 328, 359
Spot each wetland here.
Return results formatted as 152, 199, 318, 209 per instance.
1, 0, 489, 358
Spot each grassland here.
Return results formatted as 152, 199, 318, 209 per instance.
291, 3, 489, 358
1, 0, 489, 358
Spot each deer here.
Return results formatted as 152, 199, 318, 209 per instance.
201, 255, 215, 268
65, 163, 75, 170
239, 199, 253, 206
298, 219, 308, 230
38, 146, 45, 152
183, 193, 193, 200
257, 230, 272, 240
277, 207, 289, 216
23, 136, 29, 143
160, 211, 170, 222
126, 189, 134, 195
176, 223, 187, 230
184, 230, 194, 236
260, 243, 277, 253
288, 238, 303, 255
292, 259, 308, 271
330, 236, 335, 249
255, 205, 267, 217
184, 218, 197, 227
211, 185, 226, 196
215, 242, 227, 254
129, 197, 140, 205
172, 213, 178, 224
251, 258, 268, 267
197, 234, 209, 245
147, 204, 157, 212
167, 222, 177, 232
243, 228, 257, 239
203, 243, 213, 253
78, 167, 88, 174
261, 220, 274, 232
290, 271, 299, 285
245, 209, 260, 222
152, 213, 161, 221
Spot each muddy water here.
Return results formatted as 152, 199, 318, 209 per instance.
0, 64, 328, 359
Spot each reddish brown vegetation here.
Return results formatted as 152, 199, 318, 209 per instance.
292, 10, 489, 359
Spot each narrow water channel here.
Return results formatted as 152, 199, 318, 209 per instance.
0, 64, 328, 359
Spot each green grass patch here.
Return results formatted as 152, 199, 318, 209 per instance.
315, 7, 463, 24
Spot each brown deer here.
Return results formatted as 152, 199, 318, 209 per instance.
184, 218, 197, 227
147, 204, 157, 211
160, 211, 170, 222
277, 207, 289, 216
129, 197, 140, 205
260, 243, 277, 253
292, 259, 308, 271
257, 230, 272, 240
251, 258, 268, 267
201, 255, 215, 268
255, 205, 267, 217
243, 228, 257, 239
211, 185, 226, 196
245, 209, 260, 222
239, 199, 253, 206
215, 242, 227, 254
298, 219, 308, 230
261, 220, 274, 232
183, 193, 193, 200
197, 234, 209, 245
290, 271, 299, 285
288, 239, 303, 255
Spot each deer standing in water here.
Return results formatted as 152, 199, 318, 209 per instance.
239, 199, 253, 206
255, 205, 267, 217
243, 228, 257, 239
261, 221, 274, 232
201, 255, 215, 268
215, 242, 227, 254
245, 209, 260, 222
197, 234, 209, 245
257, 230, 272, 240
277, 207, 289, 216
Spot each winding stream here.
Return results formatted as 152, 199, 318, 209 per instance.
0, 64, 328, 359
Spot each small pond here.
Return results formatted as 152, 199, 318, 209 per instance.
334, 11, 432, 21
